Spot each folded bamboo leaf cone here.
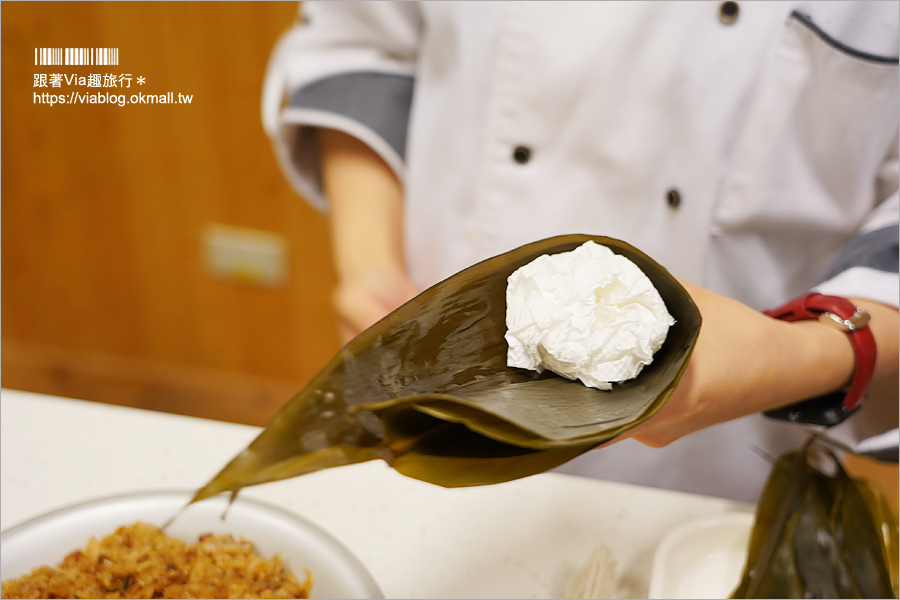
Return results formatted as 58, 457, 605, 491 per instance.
192, 235, 702, 501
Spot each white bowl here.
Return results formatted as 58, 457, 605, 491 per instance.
0, 490, 383, 599
648, 511, 754, 600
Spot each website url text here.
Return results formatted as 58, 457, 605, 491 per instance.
34, 91, 193, 107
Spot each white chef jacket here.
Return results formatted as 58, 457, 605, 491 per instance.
262, 1, 900, 502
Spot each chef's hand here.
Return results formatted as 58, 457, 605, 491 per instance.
316, 127, 419, 343
334, 268, 419, 343
620, 280, 899, 448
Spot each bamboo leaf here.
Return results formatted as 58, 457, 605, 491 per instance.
191, 235, 700, 502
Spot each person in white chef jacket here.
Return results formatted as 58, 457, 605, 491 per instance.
261, 1, 900, 503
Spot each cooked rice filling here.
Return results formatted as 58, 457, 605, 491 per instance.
0, 522, 312, 599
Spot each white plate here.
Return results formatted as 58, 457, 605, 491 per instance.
0, 490, 383, 599
648, 512, 754, 599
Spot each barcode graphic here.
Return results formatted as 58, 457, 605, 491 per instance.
35, 47, 119, 66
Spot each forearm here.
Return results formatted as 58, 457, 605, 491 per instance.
773, 297, 898, 407
316, 127, 406, 280
681, 290, 853, 423
316, 127, 418, 340
628, 284, 899, 447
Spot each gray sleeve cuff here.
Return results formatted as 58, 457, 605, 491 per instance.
813, 225, 899, 306
273, 71, 414, 211
818, 225, 899, 282
288, 72, 414, 162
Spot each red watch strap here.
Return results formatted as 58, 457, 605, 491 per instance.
763, 292, 876, 416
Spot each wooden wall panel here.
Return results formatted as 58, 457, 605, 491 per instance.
2, 2, 341, 425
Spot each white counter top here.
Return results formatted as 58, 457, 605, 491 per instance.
0, 389, 750, 599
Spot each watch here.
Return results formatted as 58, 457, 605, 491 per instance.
761, 292, 876, 427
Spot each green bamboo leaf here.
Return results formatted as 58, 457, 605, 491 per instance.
731, 443, 897, 599
191, 235, 700, 502
831, 457, 895, 598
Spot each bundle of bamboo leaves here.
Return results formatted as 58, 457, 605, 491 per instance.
731, 441, 898, 599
